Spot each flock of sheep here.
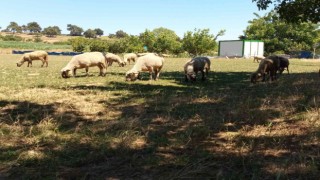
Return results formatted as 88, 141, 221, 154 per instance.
15, 50, 291, 83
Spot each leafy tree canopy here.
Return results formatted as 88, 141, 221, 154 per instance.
43, 26, 61, 37
6, 22, 21, 33
27, 22, 42, 34
84, 29, 97, 39
94, 28, 104, 36
253, 0, 320, 23
182, 28, 224, 56
67, 24, 83, 36
243, 11, 319, 54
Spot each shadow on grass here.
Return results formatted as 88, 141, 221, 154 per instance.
1, 71, 320, 179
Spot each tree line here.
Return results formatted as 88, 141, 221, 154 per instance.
1, 10, 319, 56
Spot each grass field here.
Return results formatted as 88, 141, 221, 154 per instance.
0, 54, 320, 179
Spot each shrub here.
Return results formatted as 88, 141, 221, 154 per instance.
70, 37, 88, 52
89, 40, 108, 52
2, 35, 23, 41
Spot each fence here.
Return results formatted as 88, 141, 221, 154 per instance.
12, 50, 82, 56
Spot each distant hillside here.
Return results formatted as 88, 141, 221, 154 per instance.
0, 32, 76, 43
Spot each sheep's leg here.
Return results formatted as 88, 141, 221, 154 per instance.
154, 69, 158, 80
28, 61, 32, 67
148, 67, 153, 80
155, 67, 162, 80
73, 68, 77, 77
40, 58, 45, 67
185, 75, 189, 82
85, 67, 89, 76
99, 63, 107, 76
108, 60, 113, 66
201, 71, 206, 81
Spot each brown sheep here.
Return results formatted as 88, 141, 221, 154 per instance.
16, 50, 48, 67
184, 57, 211, 82
250, 58, 279, 83
266, 55, 289, 74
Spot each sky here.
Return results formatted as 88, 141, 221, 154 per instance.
0, 0, 272, 41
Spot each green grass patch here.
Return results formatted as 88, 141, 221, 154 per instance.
0, 55, 320, 179
0, 41, 72, 51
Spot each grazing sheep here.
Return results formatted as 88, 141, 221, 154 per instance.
267, 55, 289, 74
137, 52, 170, 58
252, 55, 265, 63
184, 57, 211, 82
250, 58, 279, 83
136, 52, 156, 57
16, 50, 48, 67
123, 53, 138, 64
105, 53, 125, 67
125, 53, 164, 81
61, 52, 107, 78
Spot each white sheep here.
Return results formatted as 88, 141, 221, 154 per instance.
184, 57, 211, 81
125, 53, 164, 81
105, 53, 125, 67
16, 50, 48, 67
123, 53, 138, 64
61, 52, 107, 78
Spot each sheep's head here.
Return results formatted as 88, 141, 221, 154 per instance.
125, 71, 139, 81
61, 69, 71, 78
185, 65, 196, 81
16, 62, 23, 67
119, 61, 126, 67
250, 72, 262, 83
186, 72, 196, 81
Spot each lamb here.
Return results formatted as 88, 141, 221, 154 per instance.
16, 50, 48, 67
252, 55, 265, 63
61, 52, 107, 78
125, 53, 164, 81
250, 58, 279, 83
123, 53, 138, 64
266, 55, 289, 74
105, 53, 125, 67
184, 57, 211, 82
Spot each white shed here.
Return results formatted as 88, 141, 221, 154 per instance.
218, 40, 264, 58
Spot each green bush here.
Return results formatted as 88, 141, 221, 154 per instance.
89, 40, 108, 52
1, 35, 23, 41
70, 37, 88, 52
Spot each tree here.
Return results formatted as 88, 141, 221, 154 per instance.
42, 26, 61, 37
6, 22, 20, 34
182, 28, 222, 56
94, 28, 104, 37
21, 25, 28, 33
139, 29, 156, 52
152, 27, 182, 54
253, 0, 320, 23
125, 35, 144, 52
139, 27, 182, 54
84, 29, 97, 38
243, 12, 319, 54
67, 24, 83, 36
27, 22, 42, 34
115, 30, 128, 38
